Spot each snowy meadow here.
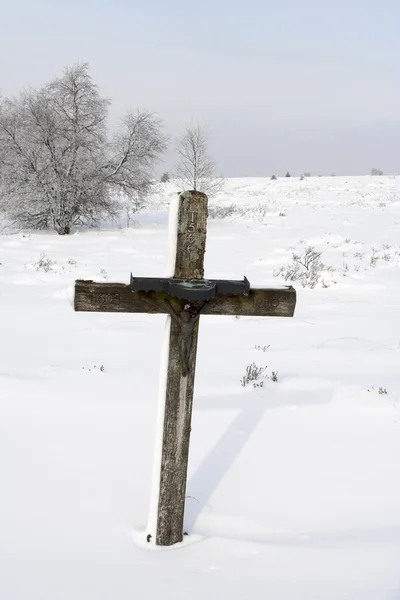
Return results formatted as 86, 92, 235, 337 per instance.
1, 176, 400, 599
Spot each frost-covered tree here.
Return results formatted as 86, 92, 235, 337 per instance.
174, 121, 224, 197
0, 63, 167, 234
160, 171, 170, 183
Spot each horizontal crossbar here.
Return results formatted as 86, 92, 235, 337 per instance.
74, 280, 296, 317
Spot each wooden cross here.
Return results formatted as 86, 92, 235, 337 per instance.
74, 190, 296, 546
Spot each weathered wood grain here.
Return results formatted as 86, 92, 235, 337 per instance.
74, 281, 296, 318
155, 316, 199, 545
174, 191, 208, 280
155, 191, 207, 546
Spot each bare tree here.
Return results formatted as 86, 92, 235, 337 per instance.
0, 63, 167, 234
105, 109, 166, 199
174, 121, 224, 197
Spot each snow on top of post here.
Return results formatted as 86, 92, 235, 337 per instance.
164, 194, 180, 277
146, 316, 171, 540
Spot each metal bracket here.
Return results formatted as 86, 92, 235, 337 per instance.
130, 275, 250, 302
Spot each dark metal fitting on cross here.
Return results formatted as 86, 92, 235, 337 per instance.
130, 275, 250, 302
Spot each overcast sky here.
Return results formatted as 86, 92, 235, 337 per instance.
1, 0, 399, 176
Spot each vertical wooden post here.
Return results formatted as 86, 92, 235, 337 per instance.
156, 191, 208, 546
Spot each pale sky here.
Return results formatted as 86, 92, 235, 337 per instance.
1, 0, 399, 175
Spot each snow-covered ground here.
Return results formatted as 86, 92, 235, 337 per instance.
1, 176, 400, 599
